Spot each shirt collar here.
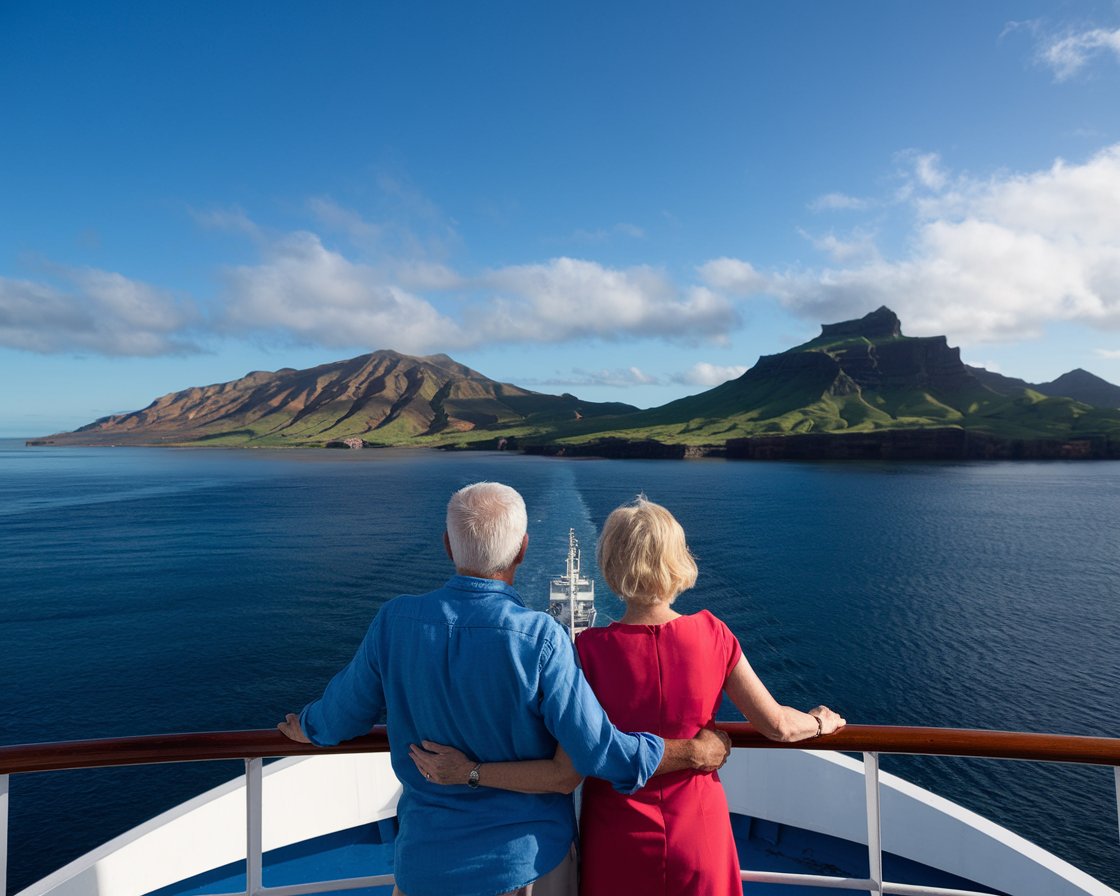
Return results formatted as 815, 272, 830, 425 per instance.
445, 574, 526, 606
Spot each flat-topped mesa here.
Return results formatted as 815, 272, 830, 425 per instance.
746, 306, 968, 395
819, 306, 902, 341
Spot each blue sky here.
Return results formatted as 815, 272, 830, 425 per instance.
3, 1, 1120, 436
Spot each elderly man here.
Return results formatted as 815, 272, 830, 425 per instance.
279, 481, 728, 896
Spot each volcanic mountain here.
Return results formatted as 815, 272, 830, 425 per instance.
39, 351, 637, 447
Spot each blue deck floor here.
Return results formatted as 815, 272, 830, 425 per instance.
147, 813, 1005, 896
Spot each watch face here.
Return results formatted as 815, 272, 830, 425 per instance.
468, 765, 481, 788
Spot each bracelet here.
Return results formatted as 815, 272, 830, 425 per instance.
812, 714, 823, 738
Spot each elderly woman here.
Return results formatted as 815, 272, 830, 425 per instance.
411, 497, 845, 895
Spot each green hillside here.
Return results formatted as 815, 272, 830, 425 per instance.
519, 307, 1120, 452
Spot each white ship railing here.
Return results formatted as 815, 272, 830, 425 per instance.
1, 724, 1118, 896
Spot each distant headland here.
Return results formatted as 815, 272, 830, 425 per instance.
29, 307, 1120, 460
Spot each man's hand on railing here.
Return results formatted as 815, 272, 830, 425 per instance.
278, 713, 311, 743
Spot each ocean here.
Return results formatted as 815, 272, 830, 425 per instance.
2, 441, 1119, 891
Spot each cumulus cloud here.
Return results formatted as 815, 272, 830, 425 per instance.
218, 236, 739, 353
392, 261, 463, 291
474, 258, 738, 345
1038, 26, 1120, 81
0, 269, 199, 356
220, 231, 464, 353
673, 362, 748, 387
716, 143, 1120, 345
696, 257, 767, 295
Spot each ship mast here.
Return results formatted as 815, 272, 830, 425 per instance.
566, 529, 579, 642
548, 527, 595, 641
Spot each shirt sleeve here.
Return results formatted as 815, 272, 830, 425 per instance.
299, 616, 386, 746
537, 629, 664, 795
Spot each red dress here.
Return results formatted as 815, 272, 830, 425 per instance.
575, 610, 743, 896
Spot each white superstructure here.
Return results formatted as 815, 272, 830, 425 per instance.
547, 529, 596, 640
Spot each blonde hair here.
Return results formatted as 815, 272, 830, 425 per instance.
446, 482, 527, 575
596, 496, 697, 606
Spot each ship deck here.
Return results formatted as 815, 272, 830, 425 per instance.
148, 812, 1003, 896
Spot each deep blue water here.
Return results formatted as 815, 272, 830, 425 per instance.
2, 442, 1119, 892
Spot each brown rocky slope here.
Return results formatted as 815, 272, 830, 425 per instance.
36, 351, 636, 447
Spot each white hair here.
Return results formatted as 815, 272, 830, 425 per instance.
446, 482, 527, 575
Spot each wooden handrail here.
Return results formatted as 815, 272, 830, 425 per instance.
0, 730, 389, 775
722, 724, 1120, 766
1, 725, 1118, 776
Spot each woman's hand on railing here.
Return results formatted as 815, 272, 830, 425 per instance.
809, 706, 847, 737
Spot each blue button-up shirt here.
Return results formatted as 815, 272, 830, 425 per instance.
300, 575, 664, 896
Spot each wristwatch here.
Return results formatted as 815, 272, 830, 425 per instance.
467, 762, 482, 789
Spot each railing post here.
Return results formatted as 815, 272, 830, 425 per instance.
1115, 766, 1120, 848
246, 759, 263, 896
864, 752, 883, 896
1, 774, 9, 896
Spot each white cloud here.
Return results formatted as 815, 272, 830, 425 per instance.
0, 269, 200, 356
1095, 348, 1120, 359
220, 231, 464, 353
1038, 26, 1120, 81
696, 257, 767, 295
475, 258, 738, 345
219, 228, 738, 354
674, 362, 748, 387
392, 261, 463, 291
202, 195, 711, 357
719, 143, 1120, 346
